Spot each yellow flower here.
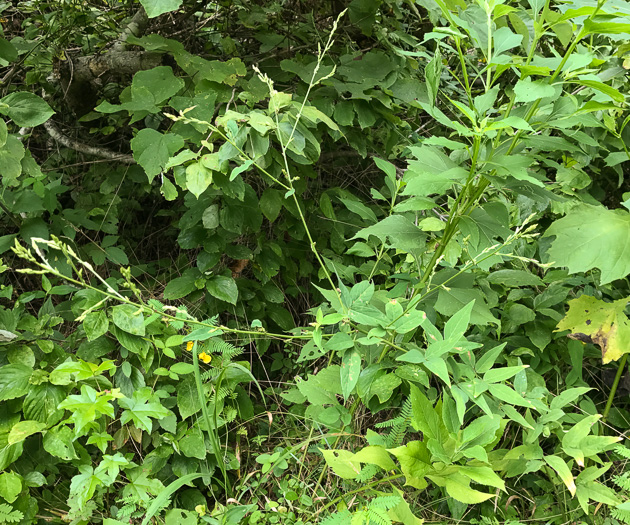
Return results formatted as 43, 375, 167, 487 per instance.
186, 341, 194, 352
198, 351, 212, 364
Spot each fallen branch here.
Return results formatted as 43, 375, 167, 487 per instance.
43, 120, 136, 164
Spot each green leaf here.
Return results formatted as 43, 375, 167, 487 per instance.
0, 472, 21, 503
163, 275, 197, 300
131, 129, 184, 182
58, 385, 116, 435
321, 449, 361, 479
111, 304, 145, 336
0, 364, 32, 401
139, 0, 183, 17
119, 388, 170, 433
0, 38, 17, 62
185, 161, 214, 198
436, 288, 499, 327
0, 92, 54, 127
388, 441, 431, 489
132, 66, 184, 105
545, 455, 576, 496
513, 78, 556, 103
260, 188, 283, 222
545, 204, 630, 285
459, 466, 505, 491
23, 383, 66, 424
492, 26, 522, 57
441, 474, 495, 504
8, 420, 46, 445
486, 269, 543, 287
179, 433, 206, 459
43, 425, 76, 460
556, 295, 630, 363
83, 310, 109, 341
340, 349, 361, 400
351, 215, 426, 254
177, 376, 202, 420
206, 275, 238, 304
353, 446, 396, 471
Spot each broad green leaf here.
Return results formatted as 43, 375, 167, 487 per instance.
131, 129, 184, 182
513, 78, 556, 103
0, 92, 54, 126
83, 310, 109, 341
177, 376, 201, 420
23, 383, 66, 424
353, 446, 396, 471
111, 304, 145, 336
0, 364, 32, 401
573, 80, 624, 103
0, 471, 21, 503
545, 455, 576, 496
119, 387, 170, 433
545, 204, 630, 285
562, 414, 620, 466
321, 449, 361, 479
388, 441, 431, 489
163, 275, 197, 300
340, 349, 361, 400
436, 288, 499, 327
185, 161, 213, 198
410, 385, 446, 441
459, 465, 505, 491
486, 269, 543, 287
8, 420, 46, 445
43, 425, 76, 460
488, 383, 536, 409
58, 385, 117, 435
139, 0, 183, 17
433, 473, 495, 504
131, 66, 184, 105
582, 20, 630, 36
493, 26, 522, 57
206, 275, 238, 304
351, 215, 426, 254
483, 365, 528, 383
0, 135, 25, 184
556, 295, 630, 363
0, 38, 17, 62
259, 188, 283, 222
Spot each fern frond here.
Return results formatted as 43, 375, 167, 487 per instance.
613, 473, 630, 492
385, 397, 412, 447
615, 444, 630, 460
611, 507, 630, 524
356, 464, 379, 482
320, 509, 352, 525
207, 338, 243, 359
366, 506, 392, 525
0, 503, 24, 524
369, 495, 402, 510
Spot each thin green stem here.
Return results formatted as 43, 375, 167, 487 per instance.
602, 353, 628, 423
192, 340, 231, 496
315, 474, 404, 516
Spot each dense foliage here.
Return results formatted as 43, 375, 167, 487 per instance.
1, 0, 630, 524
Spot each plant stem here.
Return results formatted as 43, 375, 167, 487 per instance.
192, 340, 232, 496
602, 353, 628, 423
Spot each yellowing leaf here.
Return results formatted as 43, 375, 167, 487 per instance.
556, 295, 630, 363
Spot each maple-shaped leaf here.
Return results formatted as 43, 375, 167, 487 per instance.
122, 467, 164, 503
118, 387, 170, 433
58, 385, 116, 435
556, 295, 630, 363
545, 204, 630, 284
